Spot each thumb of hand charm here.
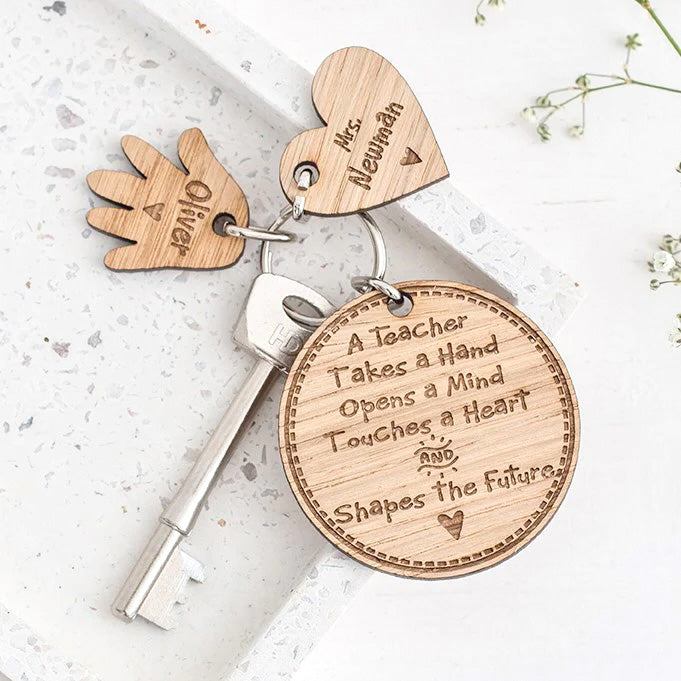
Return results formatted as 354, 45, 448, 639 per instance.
87, 128, 248, 271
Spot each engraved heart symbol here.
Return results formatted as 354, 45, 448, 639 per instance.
143, 202, 164, 221
279, 47, 449, 216
438, 511, 464, 540
400, 147, 422, 166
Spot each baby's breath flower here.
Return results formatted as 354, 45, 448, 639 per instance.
575, 74, 590, 90
474, 0, 504, 25
645, 233, 681, 344
520, 11, 681, 141
653, 250, 676, 272
521, 107, 537, 122
537, 123, 551, 142
625, 33, 642, 50
660, 235, 681, 252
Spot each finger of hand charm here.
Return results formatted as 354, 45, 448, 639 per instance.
87, 128, 248, 271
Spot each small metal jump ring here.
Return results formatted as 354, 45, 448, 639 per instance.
226, 224, 295, 243
260, 207, 388, 328
351, 275, 403, 302
292, 166, 318, 220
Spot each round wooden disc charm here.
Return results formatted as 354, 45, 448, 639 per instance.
279, 281, 579, 578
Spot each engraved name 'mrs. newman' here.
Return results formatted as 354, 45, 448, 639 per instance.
333, 102, 404, 191
170, 180, 213, 256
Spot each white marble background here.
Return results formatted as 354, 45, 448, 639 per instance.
213, 1, 681, 680
1, 2, 575, 680
1, 0, 680, 680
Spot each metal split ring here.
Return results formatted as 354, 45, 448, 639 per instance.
260, 206, 389, 327
351, 275, 403, 302
291, 166, 318, 220
226, 224, 294, 243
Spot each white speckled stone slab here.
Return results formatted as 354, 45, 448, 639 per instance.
0, 2, 580, 681
0, 604, 98, 681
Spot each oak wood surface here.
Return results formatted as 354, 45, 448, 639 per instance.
279, 281, 579, 578
279, 47, 449, 215
87, 128, 247, 271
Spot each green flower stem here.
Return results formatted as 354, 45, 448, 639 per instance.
644, 4, 681, 58
543, 86, 580, 97
533, 78, 681, 132
541, 83, 626, 116
630, 80, 681, 94
580, 93, 586, 130
582, 72, 625, 80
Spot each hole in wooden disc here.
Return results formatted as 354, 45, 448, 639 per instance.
387, 292, 413, 317
212, 212, 236, 236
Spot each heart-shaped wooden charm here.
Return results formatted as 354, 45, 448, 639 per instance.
279, 47, 449, 216
438, 511, 464, 541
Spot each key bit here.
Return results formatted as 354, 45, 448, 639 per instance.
113, 523, 206, 629
138, 548, 205, 630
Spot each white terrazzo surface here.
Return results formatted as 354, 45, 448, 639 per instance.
0, 2, 579, 680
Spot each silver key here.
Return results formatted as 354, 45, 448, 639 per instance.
111, 273, 335, 629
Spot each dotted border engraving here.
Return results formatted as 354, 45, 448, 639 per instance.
280, 282, 579, 577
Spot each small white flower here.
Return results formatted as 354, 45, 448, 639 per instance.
521, 107, 537, 123
569, 125, 584, 138
575, 75, 590, 90
653, 250, 676, 273
669, 329, 681, 346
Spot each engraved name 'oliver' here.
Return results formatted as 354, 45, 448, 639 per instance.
170, 180, 213, 256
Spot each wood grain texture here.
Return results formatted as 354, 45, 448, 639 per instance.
279, 281, 579, 578
279, 47, 449, 215
87, 128, 247, 271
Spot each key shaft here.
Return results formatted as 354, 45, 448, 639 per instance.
112, 360, 276, 623
162, 360, 277, 535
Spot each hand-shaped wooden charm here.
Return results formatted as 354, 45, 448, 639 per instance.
87, 128, 247, 271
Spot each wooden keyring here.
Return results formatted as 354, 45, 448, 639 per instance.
279, 280, 580, 578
